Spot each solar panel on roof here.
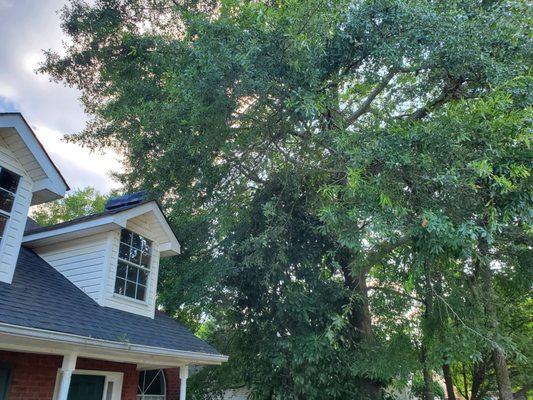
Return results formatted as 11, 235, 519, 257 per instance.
104, 190, 148, 211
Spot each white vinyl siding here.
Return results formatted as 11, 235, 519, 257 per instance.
33, 225, 162, 319
34, 233, 109, 302
0, 135, 28, 178
0, 136, 33, 284
102, 214, 160, 318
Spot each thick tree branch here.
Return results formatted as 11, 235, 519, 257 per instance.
360, 235, 410, 275
402, 78, 467, 120
343, 69, 397, 127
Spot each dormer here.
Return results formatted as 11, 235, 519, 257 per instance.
23, 194, 180, 318
0, 113, 68, 284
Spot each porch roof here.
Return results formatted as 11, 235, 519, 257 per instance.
0, 247, 224, 364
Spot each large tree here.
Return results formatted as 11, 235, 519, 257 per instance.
41, 0, 531, 398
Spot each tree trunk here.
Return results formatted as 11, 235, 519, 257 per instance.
421, 259, 434, 400
470, 360, 487, 400
477, 235, 514, 400
442, 359, 456, 400
339, 252, 382, 400
492, 345, 514, 400
421, 345, 434, 400
352, 273, 383, 400
352, 273, 373, 338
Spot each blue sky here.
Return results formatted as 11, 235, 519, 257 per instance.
0, 0, 121, 193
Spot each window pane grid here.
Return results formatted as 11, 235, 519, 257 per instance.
0, 188, 16, 214
0, 214, 7, 238
0, 167, 20, 245
118, 258, 150, 272
0, 186, 16, 197
0, 167, 20, 194
118, 243, 151, 270
0, 186, 16, 196
138, 369, 166, 398
115, 229, 152, 301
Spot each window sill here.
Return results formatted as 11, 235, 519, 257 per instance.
112, 293, 149, 306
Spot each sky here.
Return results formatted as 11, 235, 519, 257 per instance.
0, 0, 121, 194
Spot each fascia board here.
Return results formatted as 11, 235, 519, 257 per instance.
0, 322, 228, 365
22, 216, 122, 247
114, 202, 181, 254
0, 114, 69, 196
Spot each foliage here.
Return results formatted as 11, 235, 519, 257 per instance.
411, 374, 445, 400
40, 0, 532, 399
31, 187, 110, 225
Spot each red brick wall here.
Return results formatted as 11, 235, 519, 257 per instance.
0, 350, 61, 399
0, 350, 139, 400
164, 368, 181, 400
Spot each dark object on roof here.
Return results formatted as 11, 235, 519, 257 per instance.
24, 200, 152, 236
0, 247, 219, 355
105, 191, 149, 211
24, 217, 41, 234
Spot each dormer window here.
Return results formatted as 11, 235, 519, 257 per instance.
0, 166, 20, 244
114, 228, 152, 301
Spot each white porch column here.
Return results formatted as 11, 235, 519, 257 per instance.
56, 352, 77, 400
179, 365, 189, 400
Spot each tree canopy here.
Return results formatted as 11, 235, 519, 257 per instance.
31, 187, 109, 226
41, 0, 532, 399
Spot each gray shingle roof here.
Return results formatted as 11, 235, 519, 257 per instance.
0, 247, 219, 356
24, 200, 180, 243
24, 201, 152, 236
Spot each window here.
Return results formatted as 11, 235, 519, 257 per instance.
114, 229, 152, 301
67, 374, 105, 399
0, 166, 20, 245
138, 370, 166, 400
53, 369, 124, 400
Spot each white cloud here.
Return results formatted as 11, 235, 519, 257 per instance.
0, 82, 18, 99
0, 0, 122, 193
32, 124, 122, 193
0, 0, 13, 9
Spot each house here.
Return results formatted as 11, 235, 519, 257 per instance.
0, 113, 227, 400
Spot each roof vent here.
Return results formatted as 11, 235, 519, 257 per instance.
104, 190, 148, 211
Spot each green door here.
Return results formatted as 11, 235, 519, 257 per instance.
0, 366, 11, 400
67, 374, 105, 400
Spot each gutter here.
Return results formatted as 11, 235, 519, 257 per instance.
0, 322, 228, 364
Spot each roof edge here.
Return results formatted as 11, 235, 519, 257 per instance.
0, 321, 228, 365
0, 112, 70, 191
23, 201, 181, 255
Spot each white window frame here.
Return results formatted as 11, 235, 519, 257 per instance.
0, 166, 20, 244
52, 369, 124, 400
114, 229, 152, 302
137, 369, 166, 400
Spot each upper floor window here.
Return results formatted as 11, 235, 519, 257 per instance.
114, 229, 152, 301
0, 167, 20, 244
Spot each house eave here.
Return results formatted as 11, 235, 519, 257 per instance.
23, 201, 181, 255
0, 321, 228, 366
22, 216, 122, 247
0, 113, 69, 204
